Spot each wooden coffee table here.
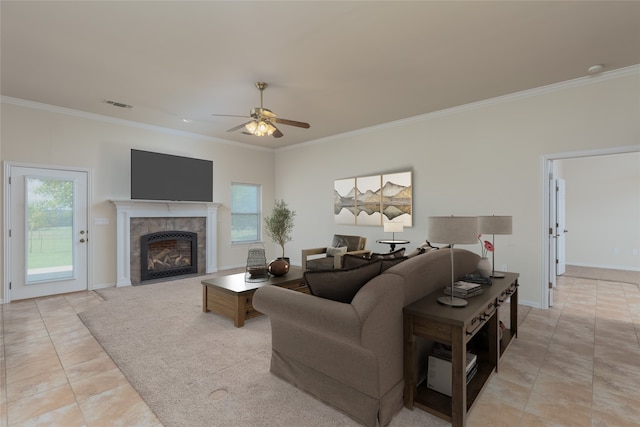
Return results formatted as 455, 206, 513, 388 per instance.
201, 266, 307, 327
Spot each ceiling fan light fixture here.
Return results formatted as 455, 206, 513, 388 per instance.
245, 121, 258, 134
219, 81, 310, 138
266, 122, 276, 136
257, 120, 269, 134
245, 119, 276, 136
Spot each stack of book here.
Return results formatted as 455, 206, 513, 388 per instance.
427, 346, 478, 396
463, 273, 492, 285
443, 281, 483, 298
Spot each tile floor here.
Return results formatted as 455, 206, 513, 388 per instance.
469, 275, 640, 427
1, 291, 161, 427
1, 274, 639, 427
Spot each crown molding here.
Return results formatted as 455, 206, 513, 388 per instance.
0, 96, 272, 152
281, 64, 640, 151
2, 64, 638, 153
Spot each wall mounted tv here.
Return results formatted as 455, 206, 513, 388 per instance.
131, 149, 213, 202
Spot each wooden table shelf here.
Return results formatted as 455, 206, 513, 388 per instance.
403, 273, 519, 426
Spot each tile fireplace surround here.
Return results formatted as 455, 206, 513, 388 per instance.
111, 200, 221, 286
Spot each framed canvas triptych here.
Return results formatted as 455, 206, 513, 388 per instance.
334, 171, 412, 227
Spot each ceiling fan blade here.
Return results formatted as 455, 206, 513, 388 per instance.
227, 121, 252, 132
273, 117, 310, 129
272, 127, 284, 138
213, 114, 251, 119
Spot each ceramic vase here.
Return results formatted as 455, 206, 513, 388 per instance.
268, 258, 290, 276
477, 257, 492, 278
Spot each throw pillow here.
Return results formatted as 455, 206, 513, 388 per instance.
304, 259, 382, 303
370, 248, 406, 260
326, 246, 347, 257
341, 253, 372, 269
406, 242, 439, 258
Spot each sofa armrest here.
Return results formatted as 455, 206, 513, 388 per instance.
253, 285, 362, 343
351, 273, 405, 393
301, 247, 329, 270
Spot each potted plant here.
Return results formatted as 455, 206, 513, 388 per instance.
264, 199, 296, 275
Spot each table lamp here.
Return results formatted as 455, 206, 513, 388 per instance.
428, 216, 478, 307
478, 215, 513, 278
383, 222, 404, 241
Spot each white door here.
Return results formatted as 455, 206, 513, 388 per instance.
548, 171, 556, 307
7, 165, 89, 301
555, 179, 567, 275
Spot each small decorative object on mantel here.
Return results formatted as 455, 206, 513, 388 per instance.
264, 199, 296, 276
477, 235, 494, 278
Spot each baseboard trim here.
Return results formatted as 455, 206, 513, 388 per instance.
565, 263, 640, 272
91, 282, 116, 290
563, 265, 640, 286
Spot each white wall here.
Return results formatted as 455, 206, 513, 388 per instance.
275, 69, 640, 307
561, 153, 640, 270
2, 68, 639, 306
1, 101, 276, 300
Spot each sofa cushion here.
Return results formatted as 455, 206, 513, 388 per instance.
305, 257, 336, 271
381, 256, 408, 271
326, 246, 347, 257
370, 248, 406, 260
342, 251, 408, 271
304, 259, 382, 303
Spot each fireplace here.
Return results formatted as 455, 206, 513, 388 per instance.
140, 231, 198, 281
129, 217, 206, 284
111, 200, 221, 287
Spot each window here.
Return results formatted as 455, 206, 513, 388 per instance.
231, 183, 261, 243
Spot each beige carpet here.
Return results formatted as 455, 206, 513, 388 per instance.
79, 274, 448, 427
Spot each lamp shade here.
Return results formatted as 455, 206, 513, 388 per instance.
383, 222, 404, 233
428, 216, 478, 245
478, 216, 512, 235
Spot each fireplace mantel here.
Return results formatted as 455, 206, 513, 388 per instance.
111, 200, 221, 286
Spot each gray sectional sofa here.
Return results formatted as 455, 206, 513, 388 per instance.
253, 248, 480, 426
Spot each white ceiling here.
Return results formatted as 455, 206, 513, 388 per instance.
2, 1, 639, 149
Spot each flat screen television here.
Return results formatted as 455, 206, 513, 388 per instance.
131, 149, 213, 202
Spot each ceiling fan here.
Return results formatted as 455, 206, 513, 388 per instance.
212, 82, 310, 138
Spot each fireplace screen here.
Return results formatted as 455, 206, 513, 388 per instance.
140, 231, 198, 281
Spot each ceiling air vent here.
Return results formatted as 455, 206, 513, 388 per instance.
103, 99, 133, 109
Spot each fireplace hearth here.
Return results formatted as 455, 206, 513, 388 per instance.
140, 231, 198, 281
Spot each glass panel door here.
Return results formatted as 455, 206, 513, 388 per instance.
8, 165, 88, 301
26, 176, 75, 283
